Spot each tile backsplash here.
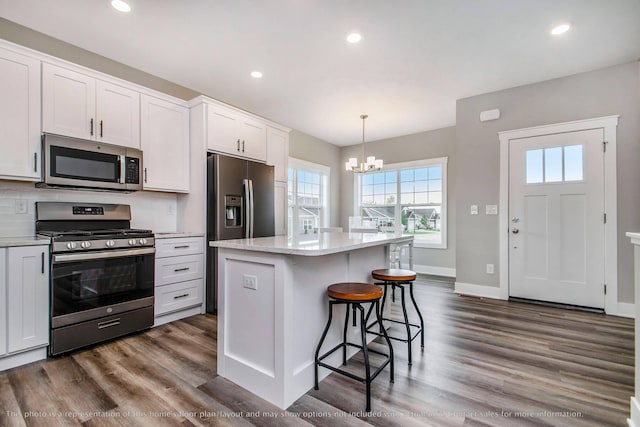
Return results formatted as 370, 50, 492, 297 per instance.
0, 181, 178, 237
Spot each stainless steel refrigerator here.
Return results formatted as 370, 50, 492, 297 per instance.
206, 153, 275, 313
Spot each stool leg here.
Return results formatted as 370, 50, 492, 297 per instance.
314, 300, 334, 390
408, 281, 425, 350
376, 299, 394, 383
391, 281, 396, 302
379, 283, 389, 334
399, 284, 413, 365
343, 302, 350, 365
357, 303, 372, 412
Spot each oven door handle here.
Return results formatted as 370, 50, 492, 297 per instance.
52, 247, 155, 263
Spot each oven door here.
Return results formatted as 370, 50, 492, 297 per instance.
50, 247, 155, 328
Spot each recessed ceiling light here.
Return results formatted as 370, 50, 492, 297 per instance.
251, 71, 263, 79
111, 0, 131, 13
550, 23, 571, 35
346, 33, 362, 44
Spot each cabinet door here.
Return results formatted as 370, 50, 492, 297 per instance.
207, 104, 240, 156
238, 116, 267, 161
7, 246, 49, 353
274, 181, 288, 236
96, 80, 140, 148
42, 63, 96, 140
266, 126, 289, 182
0, 48, 41, 181
0, 248, 6, 356
140, 95, 189, 192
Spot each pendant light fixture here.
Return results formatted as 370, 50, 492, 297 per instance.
345, 114, 383, 173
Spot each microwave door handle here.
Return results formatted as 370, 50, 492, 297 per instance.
119, 155, 125, 183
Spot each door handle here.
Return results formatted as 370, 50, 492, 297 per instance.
512, 228, 519, 234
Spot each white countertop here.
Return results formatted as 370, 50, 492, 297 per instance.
627, 232, 640, 244
0, 236, 51, 248
209, 232, 413, 256
154, 232, 205, 239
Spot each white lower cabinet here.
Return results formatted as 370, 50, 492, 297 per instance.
1, 244, 49, 371
154, 236, 205, 326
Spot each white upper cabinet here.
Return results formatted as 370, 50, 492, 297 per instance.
140, 94, 190, 193
42, 63, 140, 148
207, 103, 266, 162
266, 126, 289, 182
0, 47, 41, 181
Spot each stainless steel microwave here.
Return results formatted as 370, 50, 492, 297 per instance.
39, 133, 143, 191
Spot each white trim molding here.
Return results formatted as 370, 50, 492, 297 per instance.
498, 115, 619, 315
413, 264, 456, 278
454, 282, 503, 299
617, 303, 635, 319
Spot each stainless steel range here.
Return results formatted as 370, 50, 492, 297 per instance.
36, 202, 155, 356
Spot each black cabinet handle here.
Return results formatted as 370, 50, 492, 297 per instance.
41, 252, 45, 274
90, 118, 94, 136
174, 267, 190, 272
100, 120, 104, 137
144, 167, 147, 183
34, 153, 38, 172
174, 245, 190, 249
174, 293, 189, 300
242, 140, 245, 152
237, 139, 241, 151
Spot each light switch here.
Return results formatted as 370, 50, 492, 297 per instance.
486, 205, 498, 215
470, 205, 478, 215
243, 274, 258, 290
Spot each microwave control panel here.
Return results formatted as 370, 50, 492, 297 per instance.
125, 157, 140, 184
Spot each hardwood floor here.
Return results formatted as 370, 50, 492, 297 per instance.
0, 277, 633, 426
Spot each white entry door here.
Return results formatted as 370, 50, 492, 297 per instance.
508, 128, 605, 308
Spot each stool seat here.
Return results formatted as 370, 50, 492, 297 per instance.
371, 268, 416, 282
328, 282, 383, 301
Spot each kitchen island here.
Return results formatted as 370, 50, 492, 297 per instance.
210, 232, 413, 409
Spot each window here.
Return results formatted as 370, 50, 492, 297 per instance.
355, 157, 447, 248
526, 144, 584, 184
288, 158, 330, 238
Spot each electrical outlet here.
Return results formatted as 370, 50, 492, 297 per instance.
15, 199, 27, 214
243, 274, 258, 290
470, 205, 478, 215
485, 204, 498, 215
486, 264, 494, 274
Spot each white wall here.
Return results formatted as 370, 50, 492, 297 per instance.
0, 181, 178, 237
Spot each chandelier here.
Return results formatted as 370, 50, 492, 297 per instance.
345, 114, 383, 173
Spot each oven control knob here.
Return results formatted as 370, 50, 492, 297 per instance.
81, 241, 91, 249
139, 238, 147, 245
105, 240, 116, 248
128, 239, 137, 246
66, 242, 77, 250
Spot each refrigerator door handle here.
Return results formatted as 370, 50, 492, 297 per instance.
249, 179, 255, 238
243, 179, 251, 238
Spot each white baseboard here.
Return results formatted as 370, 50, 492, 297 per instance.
454, 281, 503, 299
412, 264, 456, 277
629, 396, 640, 427
0, 347, 47, 372
616, 302, 635, 319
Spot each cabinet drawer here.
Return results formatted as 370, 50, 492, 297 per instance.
155, 279, 203, 316
155, 237, 204, 258
155, 254, 203, 286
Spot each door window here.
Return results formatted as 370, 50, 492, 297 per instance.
525, 144, 583, 184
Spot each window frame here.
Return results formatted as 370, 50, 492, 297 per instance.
288, 157, 331, 236
353, 157, 448, 249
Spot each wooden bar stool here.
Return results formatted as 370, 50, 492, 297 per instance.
314, 282, 394, 412
368, 269, 424, 365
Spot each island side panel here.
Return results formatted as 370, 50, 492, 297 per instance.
217, 248, 287, 408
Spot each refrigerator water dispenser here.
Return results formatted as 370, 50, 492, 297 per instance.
225, 195, 243, 228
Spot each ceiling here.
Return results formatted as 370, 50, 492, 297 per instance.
1, 0, 639, 146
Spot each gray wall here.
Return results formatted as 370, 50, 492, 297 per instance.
0, 17, 198, 100
288, 130, 342, 227
456, 61, 640, 303
340, 126, 457, 271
